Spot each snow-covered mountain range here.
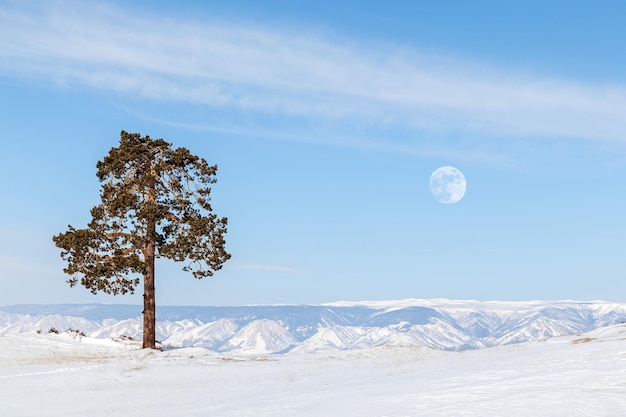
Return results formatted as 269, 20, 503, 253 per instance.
1, 299, 625, 354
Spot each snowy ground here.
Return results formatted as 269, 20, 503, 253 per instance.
2, 325, 626, 417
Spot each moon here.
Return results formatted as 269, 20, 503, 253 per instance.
429, 166, 467, 204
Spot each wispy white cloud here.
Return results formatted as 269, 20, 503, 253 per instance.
2, 1, 626, 143
120, 105, 509, 165
229, 263, 295, 273
0, 254, 62, 276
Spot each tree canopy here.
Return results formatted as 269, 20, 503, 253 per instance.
53, 131, 230, 348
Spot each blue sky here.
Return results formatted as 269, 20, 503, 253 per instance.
1, 0, 626, 306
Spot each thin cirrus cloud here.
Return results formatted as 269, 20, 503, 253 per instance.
229, 264, 295, 274
1, 1, 626, 143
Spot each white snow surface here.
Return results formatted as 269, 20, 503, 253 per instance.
1, 324, 626, 416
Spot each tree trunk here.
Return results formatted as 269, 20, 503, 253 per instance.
142, 230, 157, 349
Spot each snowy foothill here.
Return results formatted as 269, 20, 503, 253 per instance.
2, 299, 626, 354
1, 300, 626, 416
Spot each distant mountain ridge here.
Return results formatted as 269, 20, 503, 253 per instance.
1, 300, 625, 354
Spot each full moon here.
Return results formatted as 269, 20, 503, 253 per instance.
429, 166, 467, 204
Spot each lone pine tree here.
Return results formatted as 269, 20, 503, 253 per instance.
53, 131, 231, 348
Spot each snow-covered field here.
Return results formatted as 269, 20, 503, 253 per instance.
1, 300, 626, 416
1, 324, 626, 416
